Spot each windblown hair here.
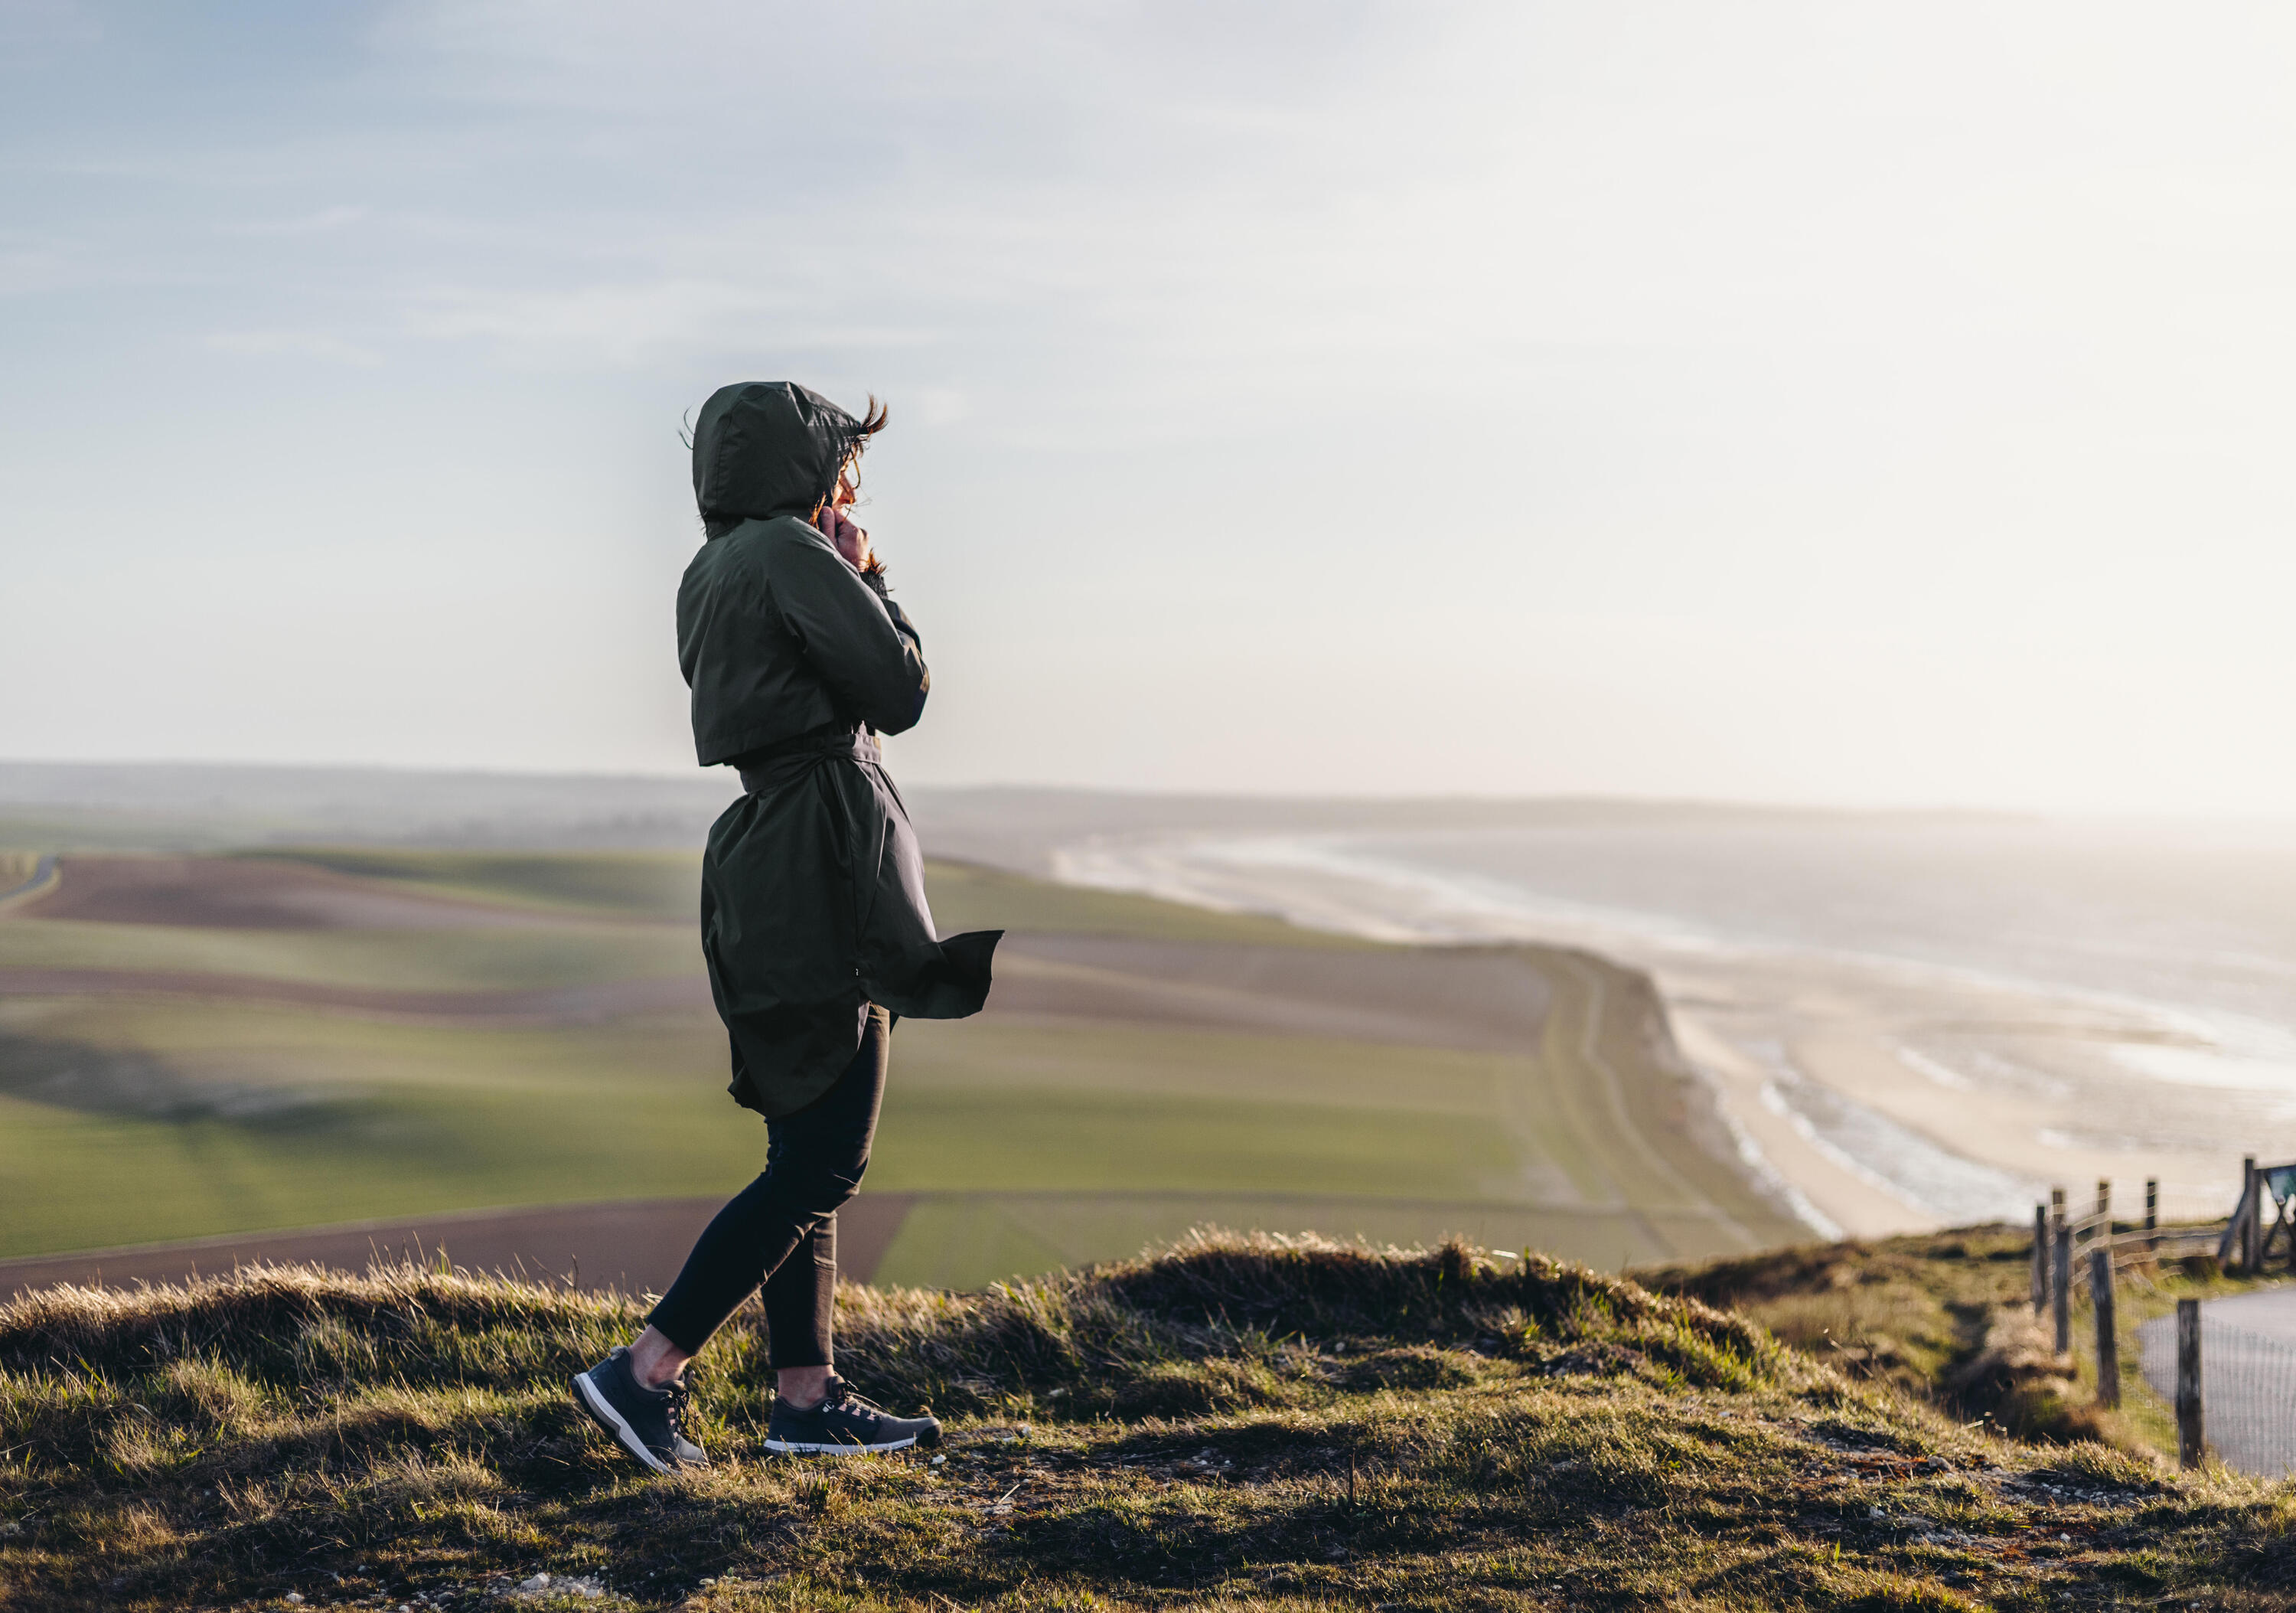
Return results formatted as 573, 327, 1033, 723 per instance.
814, 394, 890, 512
829, 396, 892, 584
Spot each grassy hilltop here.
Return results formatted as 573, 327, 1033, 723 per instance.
6, 1235, 2296, 1612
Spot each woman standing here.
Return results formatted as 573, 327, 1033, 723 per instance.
574, 381, 1000, 1470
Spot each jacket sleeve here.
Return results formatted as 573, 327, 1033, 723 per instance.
769, 534, 931, 735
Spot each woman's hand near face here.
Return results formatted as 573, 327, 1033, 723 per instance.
820, 504, 874, 574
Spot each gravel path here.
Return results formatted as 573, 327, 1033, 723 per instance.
0, 854, 56, 906
0, 965, 712, 1024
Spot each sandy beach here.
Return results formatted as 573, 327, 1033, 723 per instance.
1657, 949, 2241, 1237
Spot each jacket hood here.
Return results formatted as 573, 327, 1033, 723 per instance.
691, 381, 861, 533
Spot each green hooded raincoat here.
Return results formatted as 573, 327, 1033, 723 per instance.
678, 381, 1000, 1118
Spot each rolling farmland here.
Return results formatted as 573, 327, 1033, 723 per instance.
0, 845, 1800, 1291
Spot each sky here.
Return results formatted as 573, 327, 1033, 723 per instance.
4, 1, 2295, 812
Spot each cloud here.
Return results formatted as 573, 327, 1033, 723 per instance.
0, 0, 99, 54
399, 276, 911, 366
202, 329, 385, 367
0, 241, 76, 297
223, 204, 372, 237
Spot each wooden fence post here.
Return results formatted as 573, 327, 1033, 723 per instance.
2031, 1204, 2049, 1314
2145, 1177, 2158, 1253
2089, 1248, 2119, 1409
2244, 1157, 2260, 1273
2052, 1220, 2073, 1355
2096, 1177, 2112, 1224
2176, 1298, 2204, 1469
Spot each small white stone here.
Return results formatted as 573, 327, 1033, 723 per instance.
520, 1574, 550, 1592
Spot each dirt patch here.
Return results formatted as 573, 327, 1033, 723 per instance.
13, 857, 562, 930
988, 934, 1551, 1050
0, 1193, 915, 1296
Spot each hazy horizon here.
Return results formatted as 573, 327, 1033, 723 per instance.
19, 755, 2296, 837
9, 4, 2296, 815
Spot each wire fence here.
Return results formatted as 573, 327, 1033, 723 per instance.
2138, 1307, 2296, 1477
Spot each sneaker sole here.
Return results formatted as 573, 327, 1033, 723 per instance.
571, 1373, 674, 1476
763, 1434, 920, 1455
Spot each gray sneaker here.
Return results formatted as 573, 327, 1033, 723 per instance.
572, 1347, 707, 1474
765, 1376, 941, 1455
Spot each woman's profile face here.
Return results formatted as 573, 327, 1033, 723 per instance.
830, 452, 863, 511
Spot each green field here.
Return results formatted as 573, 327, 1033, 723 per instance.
0, 846, 1800, 1284
0, 916, 698, 989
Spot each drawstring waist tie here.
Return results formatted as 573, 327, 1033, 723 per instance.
737, 727, 878, 795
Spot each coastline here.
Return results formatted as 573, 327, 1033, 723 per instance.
1049, 832, 2278, 1240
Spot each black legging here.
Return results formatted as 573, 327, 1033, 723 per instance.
647, 1006, 889, 1366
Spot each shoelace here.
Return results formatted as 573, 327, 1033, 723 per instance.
660, 1377, 691, 1438
818, 1378, 885, 1419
